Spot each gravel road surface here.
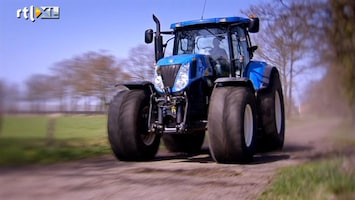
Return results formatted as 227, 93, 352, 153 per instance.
0, 118, 340, 200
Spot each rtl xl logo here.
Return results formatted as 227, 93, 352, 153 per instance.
17, 6, 60, 22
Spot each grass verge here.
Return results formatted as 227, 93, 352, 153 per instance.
259, 120, 355, 200
0, 138, 110, 166
259, 158, 355, 200
0, 115, 110, 166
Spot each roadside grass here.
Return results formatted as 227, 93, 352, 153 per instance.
0, 115, 111, 166
1, 115, 107, 139
259, 120, 355, 200
0, 138, 110, 165
259, 158, 355, 200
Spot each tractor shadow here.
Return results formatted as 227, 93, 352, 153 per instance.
155, 142, 314, 165
154, 147, 213, 163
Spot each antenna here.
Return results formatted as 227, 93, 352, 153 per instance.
201, 0, 207, 19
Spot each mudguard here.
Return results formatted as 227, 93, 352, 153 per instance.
116, 81, 155, 94
244, 61, 279, 90
214, 77, 255, 91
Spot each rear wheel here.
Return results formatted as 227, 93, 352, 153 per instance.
208, 87, 257, 163
107, 90, 160, 161
162, 131, 205, 154
258, 71, 285, 151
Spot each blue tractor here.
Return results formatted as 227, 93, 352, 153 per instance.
108, 15, 285, 163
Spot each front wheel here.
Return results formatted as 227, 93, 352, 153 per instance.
107, 90, 160, 161
208, 87, 257, 163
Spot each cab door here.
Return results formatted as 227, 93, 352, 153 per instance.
230, 26, 251, 76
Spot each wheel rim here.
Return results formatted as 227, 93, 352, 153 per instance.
275, 91, 282, 134
140, 106, 156, 146
244, 104, 253, 147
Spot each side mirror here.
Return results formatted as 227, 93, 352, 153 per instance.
145, 29, 153, 44
248, 45, 258, 52
248, 18, 259, 33
248, 45, 258, 59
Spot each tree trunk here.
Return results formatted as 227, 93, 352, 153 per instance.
352, 105, 355, 130
288, 67, 293, 118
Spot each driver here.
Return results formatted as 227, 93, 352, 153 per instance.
210, 38, 228, 61
210, 38, 229, 76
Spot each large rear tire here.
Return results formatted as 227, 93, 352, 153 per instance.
162, 131, 205, 154
107, 90, 160, 161
258, 71, 285, 151
208, 87, 257, 163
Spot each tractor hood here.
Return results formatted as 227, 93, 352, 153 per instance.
154, 54, 212, 93
157, 54, 200, 66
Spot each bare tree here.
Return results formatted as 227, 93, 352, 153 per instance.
52, 51, 132, 111
244, 0, 326, 116
1, 82, 21, 113
87, 52, 130, 111
23, 46, 154, 112
50, 75, 67, 111
26, 74, 54, 111
51, 59, 80, 111
260, 0, 355, 124
121, 44, 155, 81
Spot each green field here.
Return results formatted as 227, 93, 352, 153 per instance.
0, 115, 111, 166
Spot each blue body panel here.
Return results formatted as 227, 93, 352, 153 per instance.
156, 54, 212, 93
171, 17, 250, 29
156, 55, 271, 92
158, 54, 197, 66
244, 61, 268, 90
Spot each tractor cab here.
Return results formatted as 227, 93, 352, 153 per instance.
171, 17, 259, 77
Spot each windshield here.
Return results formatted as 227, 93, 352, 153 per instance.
174, 27, 229, 58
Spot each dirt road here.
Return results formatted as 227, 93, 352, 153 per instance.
0, 118, 340, 200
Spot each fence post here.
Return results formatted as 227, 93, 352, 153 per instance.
46, 116, 56, 145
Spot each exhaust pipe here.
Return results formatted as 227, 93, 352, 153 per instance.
152, 14, 164, 62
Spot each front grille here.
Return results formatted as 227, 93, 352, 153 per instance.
160, 64, 181, 87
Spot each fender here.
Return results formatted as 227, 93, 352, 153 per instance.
214, 77, 255, 92
244, 61, 279, 90
115, 81, 155, 94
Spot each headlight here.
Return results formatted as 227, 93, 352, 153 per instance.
174, 62, 190, 91
154, 66, 164, 92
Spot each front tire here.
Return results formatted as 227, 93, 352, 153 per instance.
208, 87, 257, 163
107, 90, 160, 161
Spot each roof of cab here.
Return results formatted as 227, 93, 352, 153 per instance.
170, 16, 250, 29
